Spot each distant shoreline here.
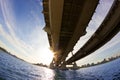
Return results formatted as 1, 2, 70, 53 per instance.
0, 47, 26, 63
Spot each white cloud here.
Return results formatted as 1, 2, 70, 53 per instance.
0, 23, 37, 62
0, 0, 40, 63
0, 0, 52, 64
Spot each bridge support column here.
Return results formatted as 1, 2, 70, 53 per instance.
71, 51, 78, 69
50, 59, 56, 69
60, 64, 67, 69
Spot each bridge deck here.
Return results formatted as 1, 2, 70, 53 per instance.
65, 0, 120, 64
43, 0, 98, 66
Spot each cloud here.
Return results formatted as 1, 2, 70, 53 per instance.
0, 23, 37, 62
0, 0, 39, 63
0, 0, 52, 64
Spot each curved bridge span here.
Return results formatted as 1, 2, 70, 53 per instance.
43, 0, 120, 67
66, 0, 120, 65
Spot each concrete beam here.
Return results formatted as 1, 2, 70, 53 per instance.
61, 0, 99, 62
49, 0, 64, 52
66, 0, 120, 64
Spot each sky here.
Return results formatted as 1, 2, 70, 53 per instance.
0, 0, 120, 66
0, 0, 53, 65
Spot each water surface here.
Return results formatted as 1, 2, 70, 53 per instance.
0, 50, 120, 80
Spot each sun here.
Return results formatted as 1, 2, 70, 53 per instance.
37, 48, 54, 65
29, 47, 54, 66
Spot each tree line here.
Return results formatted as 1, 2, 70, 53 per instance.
80, 55, 120, 68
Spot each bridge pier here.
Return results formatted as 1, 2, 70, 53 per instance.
50, 59, 56, 69
71, 51, 78, 69
50, 51, 78, 69
59, 51, 78, 69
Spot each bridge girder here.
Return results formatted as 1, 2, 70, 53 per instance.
43, 0, 99, 66
65, 0, 120, 64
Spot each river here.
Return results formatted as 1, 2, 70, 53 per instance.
0, 50, 120, 80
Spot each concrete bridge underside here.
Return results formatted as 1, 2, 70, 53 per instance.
43, 0, 120, 67
43, 0, 98, 67
65, 0, 120, 65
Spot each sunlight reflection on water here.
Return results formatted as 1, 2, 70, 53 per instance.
0, 50, 55, 80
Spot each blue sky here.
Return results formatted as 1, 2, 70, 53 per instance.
0, 0, 120, 66
0, 0, 53, 65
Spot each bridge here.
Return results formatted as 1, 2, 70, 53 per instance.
43, 0, 120, 68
